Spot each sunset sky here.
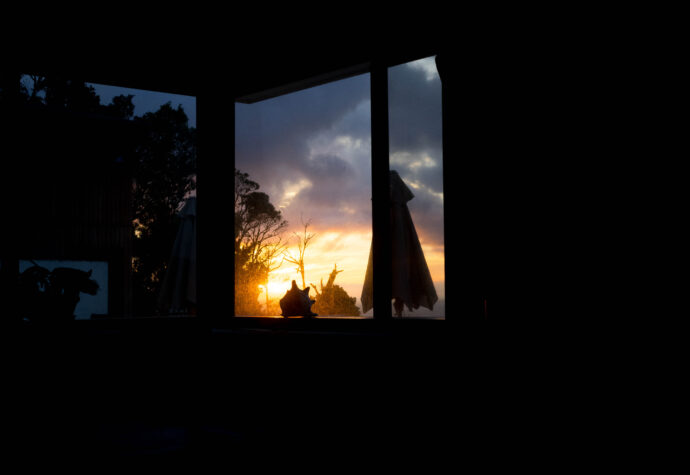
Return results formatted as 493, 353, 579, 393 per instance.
235, 56, 445, 316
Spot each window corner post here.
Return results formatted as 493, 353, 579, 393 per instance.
370, 61, 392, 321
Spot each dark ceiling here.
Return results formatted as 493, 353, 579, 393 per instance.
13, 37, 442, 100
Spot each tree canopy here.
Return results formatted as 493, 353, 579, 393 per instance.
131, 103, 197, 314
2, 73, 198, 316
235, 169, 287, 315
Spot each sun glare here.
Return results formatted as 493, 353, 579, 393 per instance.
263, 278, 292, 300
257, 229, 373, 307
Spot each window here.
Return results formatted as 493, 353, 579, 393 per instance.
235, 73, 372, 318
234, 54, 444, 320
388, 57, 445, 318
1, 74, 196, 320
2, 53, 445, 325
18, 259, 108, 319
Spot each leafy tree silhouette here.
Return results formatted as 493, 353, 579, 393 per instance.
132, 103, 196, 314
2, 74, 197, 316
235, 169, 287, 315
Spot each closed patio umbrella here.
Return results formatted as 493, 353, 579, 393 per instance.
158, 197, 197, 314
361, 171, 438, 317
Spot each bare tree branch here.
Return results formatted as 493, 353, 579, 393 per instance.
282, 217, 315, 289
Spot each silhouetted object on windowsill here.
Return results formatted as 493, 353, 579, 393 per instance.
280, 280, 317, 318
361, 170, 438, 317
17, 261, 99, 323
158, 197, 197, 315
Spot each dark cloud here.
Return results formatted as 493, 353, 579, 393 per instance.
235, 61, 445, 249
388, 62, 443, 157
235, 73, 370, 209
388, 62, 445, 225
288, 153, 371, 231
405, 185, 445, 249
308, 153, 356, 180
235, 74, 369, 166
335, 99, 371, 139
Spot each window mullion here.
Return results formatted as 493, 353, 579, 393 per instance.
370, 61, 392, 321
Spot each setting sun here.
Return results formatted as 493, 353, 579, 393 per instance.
261, 278, 293, 301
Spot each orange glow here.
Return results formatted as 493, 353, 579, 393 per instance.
260, 227, 444, 312
272, 229, 372, 301
261, 278, 293, 301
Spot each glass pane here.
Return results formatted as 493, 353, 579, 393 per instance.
235, 74, 372, 318
388, 56, 445, 318
1, 74, 196, 320
18, 260, 108, 319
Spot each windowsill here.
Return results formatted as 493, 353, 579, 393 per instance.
10, 313, 449, 338
234, 315, 444, 320
211, 314, 449, 339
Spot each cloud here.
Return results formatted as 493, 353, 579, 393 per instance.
285, 152, 371, 232
236, 73, 372, 233
387, 60, 445, 249
308, 153, 356, 180
388, 59, 443, 158
392, 166, 445, 251
235, 59, 445, 251
406, 56, 441, 82
235, 74, 369, 165
235, 73, 370, 211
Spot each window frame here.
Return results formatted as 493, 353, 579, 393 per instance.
228, 52, 447, 327
5, 49, 459, 336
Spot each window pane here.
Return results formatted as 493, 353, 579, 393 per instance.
388, 56, 445, 318
235, 74, 372, 318
18, 260, 108, 319
1, 75, 196, 320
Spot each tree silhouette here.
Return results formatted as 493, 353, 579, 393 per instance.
2, 74, 197, 316
259, 240, 286, 313
283, 217, 315, 290
235, 169, 287, 315
310, 264, 360, 316
1, 74, 134, 120
131, 103, 196, 314
42, 76, 101, 112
